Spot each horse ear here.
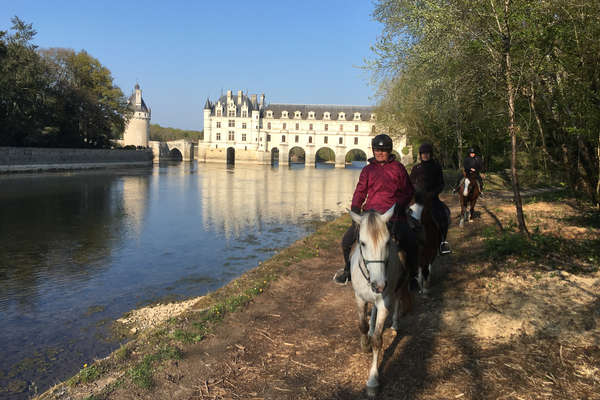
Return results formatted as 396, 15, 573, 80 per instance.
350, 210, 362, 225
381, 204, 396, 223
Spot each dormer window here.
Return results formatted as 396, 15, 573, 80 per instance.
354, 112, 361, 120
339, 112, 346, 120
324, 112, 330, 120
267, 110, 273, 118
241, 109, 248, 118
294, 111, 301, 119
308, 111, 315, 119
282, 111, 289, 118
370, 114, 376, 121
216, 109, 222, 117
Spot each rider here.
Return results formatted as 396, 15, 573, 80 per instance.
409, 143, 451, 255
334, 134, 417, 285
454, 147, 484, 193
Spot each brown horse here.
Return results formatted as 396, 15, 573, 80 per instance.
458, 170, 481, 227
409, 192, 443, 293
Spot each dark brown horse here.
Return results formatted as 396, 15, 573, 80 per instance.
458, 170, 481, 227
409, 192, 442, 293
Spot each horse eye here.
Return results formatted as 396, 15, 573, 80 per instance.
360, 241, 366, 247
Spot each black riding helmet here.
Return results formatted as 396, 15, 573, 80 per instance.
468, 147, 476, 154
419, 143, 433, 154
372, 134, 393, 152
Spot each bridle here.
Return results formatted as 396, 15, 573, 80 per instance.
357, 233, 390, 284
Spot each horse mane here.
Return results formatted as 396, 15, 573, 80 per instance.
366, 211, 389, 248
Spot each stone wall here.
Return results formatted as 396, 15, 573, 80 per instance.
0, 147, 153, 172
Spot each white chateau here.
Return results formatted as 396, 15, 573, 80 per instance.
199, 90, 409, 167
123, 84, 151, 147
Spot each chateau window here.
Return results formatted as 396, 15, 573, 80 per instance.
324, 136, 328, 144
309, 136, 313, 144
370, 114, 376, 121
228, 109, 235, 117
216, 122, 221, 128
267, 122, 271, 129
295, 123, 299, 130
371, 125, 376, 133
242, 110, 248, 118
325, 124, 328, 131
294, 111, 301, 119
282, 135, 286, 142
282, 111, 288, 118
354, 113, 361, 120
242, 123, 247, 129
309, 123, 313, 130
267, 134, 271, 141
355, 125, 359, 132
339, 137, 343, 144
242, 133, 246, 141
324, 112, 330, 120
340, 124, 343, 132
309, 111, 315, 119
282, 123, 287, 130
228, 131, 235, 141
267, 110, 273, 118
216, 109, 222, 117
228, 120, 235, 127
295, 135, 299, 143
216, 132, 221, 140
354, 137, 358, 145
339, 113, 345, 120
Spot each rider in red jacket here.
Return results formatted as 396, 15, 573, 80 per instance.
334, 134, 417, 285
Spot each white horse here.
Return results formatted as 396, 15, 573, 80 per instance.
350, 206, 411, 396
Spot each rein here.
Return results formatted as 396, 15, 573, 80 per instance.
357, 234, 390, 284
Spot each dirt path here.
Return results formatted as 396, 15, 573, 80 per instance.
44, 193, 600, 400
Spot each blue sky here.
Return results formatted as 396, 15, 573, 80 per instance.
1, 1, 383, 130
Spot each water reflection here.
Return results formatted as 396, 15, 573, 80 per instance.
0, 163, 362, 399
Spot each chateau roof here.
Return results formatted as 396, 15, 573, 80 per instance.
263, 104, 375, 120
127, 92, 149, 113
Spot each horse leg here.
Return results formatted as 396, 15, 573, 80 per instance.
355, 296, 371, 353
366, 303, 389, 393
459, 200, 466, 227
368, 305, 377, 337
392, 295, 401, 331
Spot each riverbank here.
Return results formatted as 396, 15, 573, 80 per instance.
0, 147, 152, 173
34, 189, 600, 400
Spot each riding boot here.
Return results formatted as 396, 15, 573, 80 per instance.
335, 224, 356, 285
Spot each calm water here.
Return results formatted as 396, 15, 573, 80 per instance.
0, 162, 363, 398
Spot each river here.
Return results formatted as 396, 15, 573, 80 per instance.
0, 162, 364, 399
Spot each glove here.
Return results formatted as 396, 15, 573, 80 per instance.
351, 206, 362, 214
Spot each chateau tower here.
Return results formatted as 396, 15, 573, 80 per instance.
123, 84, 151, 147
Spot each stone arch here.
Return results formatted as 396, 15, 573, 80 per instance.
288, 146, 305, 165
345, 148, 367, 168
271, 147, 279, 166
169, 148, 183, 161
315, 146, 336, 168
227, 147, 235, 165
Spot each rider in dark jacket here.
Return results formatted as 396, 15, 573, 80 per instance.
455, 147, 484, 193
410, 143, 451, 254
334, 134, 417, 285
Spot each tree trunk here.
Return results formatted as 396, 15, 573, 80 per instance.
501, 0, 529, 236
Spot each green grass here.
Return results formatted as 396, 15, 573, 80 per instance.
128, 345, 183, 389
482, 226, 600, 272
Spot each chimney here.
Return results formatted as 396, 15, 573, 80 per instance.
135, 84, 142, 106
227, 90, 232, 102
259, 93, 265, 106
251, 94, 257, 105
237, 90, 243, 105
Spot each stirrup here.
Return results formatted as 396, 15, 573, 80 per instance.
333, 269, 350, 285
439, 241, 451, 255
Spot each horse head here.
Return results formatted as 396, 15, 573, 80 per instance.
350, 205, 395, 294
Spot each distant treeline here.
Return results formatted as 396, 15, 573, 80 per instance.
0, 17, 130, 148
149, 124, 203, 142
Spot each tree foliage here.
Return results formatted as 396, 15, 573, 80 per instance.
370, 0, 600, 216
149, 124, 203, 142
0, 17, 130, 148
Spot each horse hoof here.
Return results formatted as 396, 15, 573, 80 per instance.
366, 383, 379, 398
360, 335, 372, 353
